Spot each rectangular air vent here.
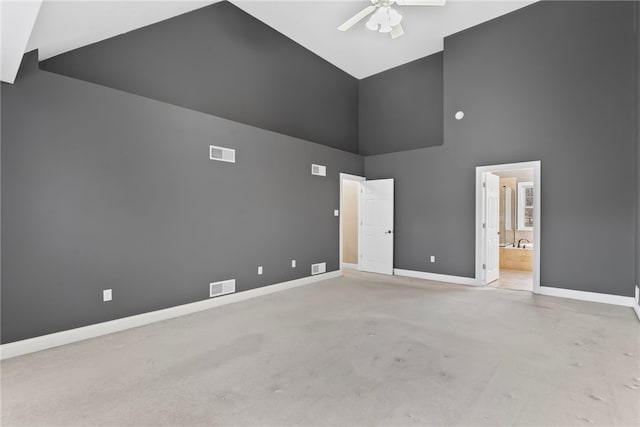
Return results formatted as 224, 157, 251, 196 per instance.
311, 262, 326, 275
311, 164, 326, 176
210, 145, 235, 163
209, 279, 236, 298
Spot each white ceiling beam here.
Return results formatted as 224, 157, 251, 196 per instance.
1, 0, 43, 84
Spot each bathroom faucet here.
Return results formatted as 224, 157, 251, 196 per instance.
517, 239, 530, 248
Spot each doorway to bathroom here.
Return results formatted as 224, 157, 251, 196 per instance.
475, 161, 541, 293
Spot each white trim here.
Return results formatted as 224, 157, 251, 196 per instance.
0, 271, 342, 360
394, 268, 481, 286
341, 263, 359, 270
476, 161, 541, 293
339, 173, 365, 271
538, 286, 636, 307
394, 269, 638, 312
634, 286, 640, 321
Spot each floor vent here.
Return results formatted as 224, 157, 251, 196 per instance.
311, 262, 326, 275
209, 279, 236, 298
210, 145, 236, 163
311, 164, 326, 176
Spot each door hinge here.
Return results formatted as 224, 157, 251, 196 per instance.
482, 182, 486, 188
482, 264, 486, 269
482, 223, 486, 229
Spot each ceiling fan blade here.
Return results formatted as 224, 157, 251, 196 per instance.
390, 24, 405, 39
395, 0, 446, 6
337, 5, 377, 31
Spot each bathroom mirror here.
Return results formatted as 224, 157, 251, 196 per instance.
518, 181, 534, 230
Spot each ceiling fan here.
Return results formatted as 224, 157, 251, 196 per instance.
338, 0, 447, 39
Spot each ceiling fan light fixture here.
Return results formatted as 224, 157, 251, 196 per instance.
365, 7, 385, 32
365, 16, 379, 31
374, 6, 389, 20
338, 0, 446, 39
366, 6, 402, 34
388, 9, 402, 27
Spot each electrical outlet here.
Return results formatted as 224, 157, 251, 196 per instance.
430, 256, 436, 263
291, 260, 296, 268
258, 266, 263, 275
334, 209, 339, 216
103, 289, 112, 302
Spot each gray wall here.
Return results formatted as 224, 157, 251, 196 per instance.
3, 0, 638, 346
366, 1, 638, 296
636, 1, 640, 298
359, 53, 443, 156
1, 52, 363, 343
41, 1, 359, 153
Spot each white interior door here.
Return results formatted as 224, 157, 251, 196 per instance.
360, 179, 394, 275
484, 173, 500, 284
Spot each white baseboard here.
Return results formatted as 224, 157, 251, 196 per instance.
634, 286, 640, 321
538, 286, 636, 308
393, 268, 480, 286
393, 269, 638, 312
0, 271, 342, 360
341, 263, 359, 270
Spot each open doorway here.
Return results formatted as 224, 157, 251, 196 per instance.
340, 173, 364, 271
339, 174, 394, 275
475, 161, 541, 293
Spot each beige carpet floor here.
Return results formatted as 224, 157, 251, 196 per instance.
2, 271, 639, 426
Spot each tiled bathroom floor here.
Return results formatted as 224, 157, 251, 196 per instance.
490, 269, 533, 291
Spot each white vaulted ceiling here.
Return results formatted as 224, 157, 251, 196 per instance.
6, 0, 536, 82
25, 0, 220, 60
234, 0, 536, 78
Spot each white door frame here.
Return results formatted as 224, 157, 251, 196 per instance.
339, 173, 365, 270
484, 172, 501, 284
475, 161, 541, 293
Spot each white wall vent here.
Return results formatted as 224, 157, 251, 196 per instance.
311, 262, 326, 275
210, 145, 235, 163
311, 164, 326, 176
209, 279, 236, 298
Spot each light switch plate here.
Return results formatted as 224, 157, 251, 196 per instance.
334, 209, 339, 216
430, 256, 436, 263
258, 266, 263, 275
291, 260, 296, 268
103, 289, 112, 302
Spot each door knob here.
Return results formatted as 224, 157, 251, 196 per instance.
385, 230, 393, 234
